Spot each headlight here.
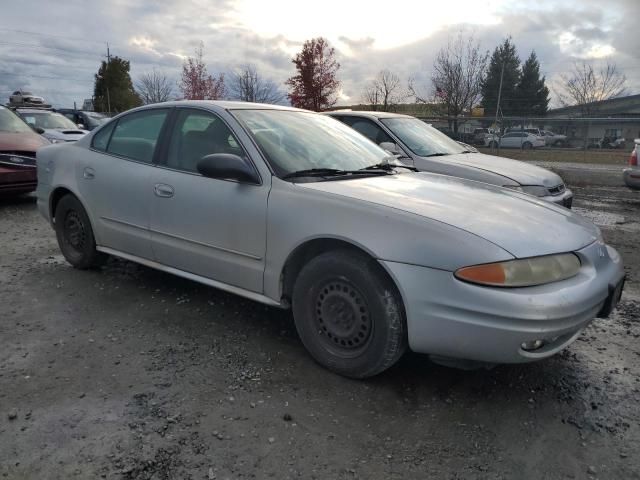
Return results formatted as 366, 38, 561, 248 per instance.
503, 185, 548, 197
455, 253, 581, 287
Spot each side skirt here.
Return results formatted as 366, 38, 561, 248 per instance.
97, 246, 283, 308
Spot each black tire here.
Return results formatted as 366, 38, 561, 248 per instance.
292, 250, 407, 378
522, 141, 532, 150
54, 194, 106, 269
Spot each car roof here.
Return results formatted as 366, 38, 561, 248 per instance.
16, 108, 56, 114
130, 100, 301, 112
323, 110, 410, 119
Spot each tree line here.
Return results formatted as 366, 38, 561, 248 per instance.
92, 35, 627, 131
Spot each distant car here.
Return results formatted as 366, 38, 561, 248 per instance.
9, 90, 50, 108
623, 139, 640, 190
473, 127, 498, 145
15, 108, 89, 143
499, 131, 546, 149
324, 111, 572, 207
0, 105, 49, 196
36, 100, 624, 378
57, 109, 110, 131
541, 130, 567, 147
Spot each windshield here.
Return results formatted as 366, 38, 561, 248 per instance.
380, 117, 467, 156
232, 110, 390, 178
0, 107, 34, 134
19, 111, 78, 130
85, 112, 109, 127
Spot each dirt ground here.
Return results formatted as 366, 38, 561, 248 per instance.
477, 147, 630, 165
1, 166, 639, 479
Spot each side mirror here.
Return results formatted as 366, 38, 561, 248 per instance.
34, 127, 45, 134
77, 123, 85, 130
197, 153, 260, 184
379, 141, 401, 154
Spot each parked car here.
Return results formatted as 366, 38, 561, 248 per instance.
623, 139, 640, 190
588, 137, 627, 150
15, 108, 89, 143
36, 101, 624, 378
541, 130, 567, 147
57, 109, 110, 131
8, 90, 50, 108
0, 105, 49, 196
473, 127, 497, 145
499, 131, 546, 149
324, 111, 572, 207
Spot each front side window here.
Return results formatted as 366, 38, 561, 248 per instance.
232, 109, 390, 178
340, 117, 394, 145
166, 109, 245, 173
91, 121, 116, 152
380, 117, 466, 157
106, 109, 169, 163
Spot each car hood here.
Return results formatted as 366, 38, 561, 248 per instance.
429, 152, 564, 188
299, 173, 598, 258
0, 131, 50, 151
43, 128, 89, 141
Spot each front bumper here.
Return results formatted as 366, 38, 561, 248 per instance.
382, 241, 624, 364
540, 187, 573, 208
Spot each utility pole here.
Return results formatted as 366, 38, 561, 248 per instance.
105, 43, 111, 114
494, 60, 505, 155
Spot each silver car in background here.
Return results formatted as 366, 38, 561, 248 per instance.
16, 108, 89, 143
37, 101, 624, 378
324, 111, 573, 208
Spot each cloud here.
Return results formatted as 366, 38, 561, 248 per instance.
0, 0, 637, 108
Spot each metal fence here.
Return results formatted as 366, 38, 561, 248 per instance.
415, 115, 640, 152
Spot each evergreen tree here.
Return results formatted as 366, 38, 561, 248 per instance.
515, 51, 550, 116
481, 38, 520, 117
94, 56, 141, 113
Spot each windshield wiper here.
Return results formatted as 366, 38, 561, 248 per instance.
362, 160, 418, 172
282, 167, 390, 180
423, 152, 450, 157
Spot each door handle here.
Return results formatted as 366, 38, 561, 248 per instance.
83, 167, 95, 179
154, 183, 174, 198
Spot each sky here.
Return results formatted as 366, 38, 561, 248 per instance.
0, 0, 639, 109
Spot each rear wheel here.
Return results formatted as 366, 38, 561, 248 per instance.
54, 194, 106, 269
522, 141, 532, 150
292, 250, 407, 378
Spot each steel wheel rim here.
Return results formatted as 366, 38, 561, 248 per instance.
64, 210, 86, 251
314, 279, 372, 357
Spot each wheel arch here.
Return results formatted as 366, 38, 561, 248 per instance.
279, 237, 405, 311
49, 187, 99, 243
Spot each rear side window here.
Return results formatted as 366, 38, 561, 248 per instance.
91, 121, 116, 152
340, 117, 394, 145
106, 109, 169, 163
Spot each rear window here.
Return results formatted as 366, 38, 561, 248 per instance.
105, 109, 169, 163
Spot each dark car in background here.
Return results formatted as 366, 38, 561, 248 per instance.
0, 105, 49, 196
57, 109, 110, 131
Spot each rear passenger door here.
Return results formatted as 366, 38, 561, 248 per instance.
78, 108, 170, 260
149, 107, 269, 293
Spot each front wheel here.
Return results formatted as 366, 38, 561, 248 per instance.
522, 142, 532, 150
292, 250, 407, 378
54, 194, 106, 269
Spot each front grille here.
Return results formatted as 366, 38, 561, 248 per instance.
0, 150, 36, 158
548, 184, 565, 196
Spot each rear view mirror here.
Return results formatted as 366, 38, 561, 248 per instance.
380, 142, 401, 155
197, 154, 260, 184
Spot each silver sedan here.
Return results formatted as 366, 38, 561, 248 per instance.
36, 101, 625, 378
324, 111, 574, 207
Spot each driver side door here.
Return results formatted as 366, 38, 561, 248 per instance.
149, 107, 270, 293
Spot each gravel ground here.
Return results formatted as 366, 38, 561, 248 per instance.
1, 171, 639, 479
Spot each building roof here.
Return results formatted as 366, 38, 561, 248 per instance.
547, 93, 640, 118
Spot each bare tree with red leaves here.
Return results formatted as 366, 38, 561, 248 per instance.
179, 42, 226, 100
286, 37, 340, 111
